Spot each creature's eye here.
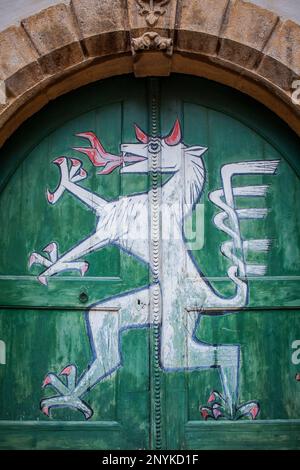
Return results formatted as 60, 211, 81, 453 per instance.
148, 141, 161, 154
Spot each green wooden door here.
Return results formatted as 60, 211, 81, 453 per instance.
0, 76, 299, 449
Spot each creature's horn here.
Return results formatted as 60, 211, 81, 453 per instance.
165, 119, 182, 146
134, 124, 149, 144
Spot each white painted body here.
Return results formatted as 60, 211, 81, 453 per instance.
29, 123, 279, 419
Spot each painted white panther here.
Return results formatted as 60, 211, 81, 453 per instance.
29, 120, 279, 420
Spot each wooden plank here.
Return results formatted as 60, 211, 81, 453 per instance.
184, 420, 300, 450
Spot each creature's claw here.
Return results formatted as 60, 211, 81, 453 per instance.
43, 242, 58, 263
29, 239, 89, 285
46, 189, 55, 204
200, 408, 209, 420
69, 158, 87, 182
47, 156, 87, 203
28, 253, 37, 268
84, 409, 93, 420
43, 243, 55, 253
208, 390, 225, 404
70, 158, 81, 167
53, 157, 66, 165
38, 275, 48, 286
60, 366, 73, 376
29, 252, 52, 269
42, 375, 52, 388
212, 403, 223, 419
80, 262, 89, 276
42, 406, 50, 417
29, 245, 54, 285
250, 404, 260, 420
236, 401, 260, 420
42, 373, 70, 394
201, 391, 260, 421
60, 364, 77, 391
200, 406, 214, 421
40, 396, 93, 420
41, 365, 82, 417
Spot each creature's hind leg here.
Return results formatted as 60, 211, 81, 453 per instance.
181, 312, 239, 419
41, 286, 150, 419
74, 286, 150, 393
188, 315, 259, 421
40, 309, 120, 419
73, 286, 150, 397
215, 345, 240, 417
187, 333, 240, 418
73, 308, 121, 397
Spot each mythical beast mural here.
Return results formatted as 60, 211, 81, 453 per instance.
29, 120, 279, 421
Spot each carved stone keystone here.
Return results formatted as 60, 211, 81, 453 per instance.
131, 32, 173, 55
135, 0, 171, 26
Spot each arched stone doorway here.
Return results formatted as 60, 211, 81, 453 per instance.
0, 1, 300, 450
0, 0, 299, 150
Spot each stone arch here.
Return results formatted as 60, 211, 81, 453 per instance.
0, 0, 299, 147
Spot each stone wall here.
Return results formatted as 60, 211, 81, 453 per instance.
1, 0, 300, 30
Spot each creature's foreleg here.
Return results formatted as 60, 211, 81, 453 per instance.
29, 231, 110, 284
47, 157, 107, 212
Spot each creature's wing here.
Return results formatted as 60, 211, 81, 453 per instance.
209, 160, 280, 282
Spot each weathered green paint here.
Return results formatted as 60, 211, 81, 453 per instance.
0, 75, 299, 449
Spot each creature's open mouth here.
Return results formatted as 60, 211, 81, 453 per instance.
122, 152, 148, 164
120, 153, 148, 173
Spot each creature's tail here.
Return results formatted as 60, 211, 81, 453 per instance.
209, 160, 280, 286
46, 157, 88, 205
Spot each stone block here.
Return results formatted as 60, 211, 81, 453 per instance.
176, 0, 229, 55
22, 4, 84, 75
0, 26, 44, 96
219, 0, 278, 69
258, 20, 300, 90
71, 0, 129, 57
